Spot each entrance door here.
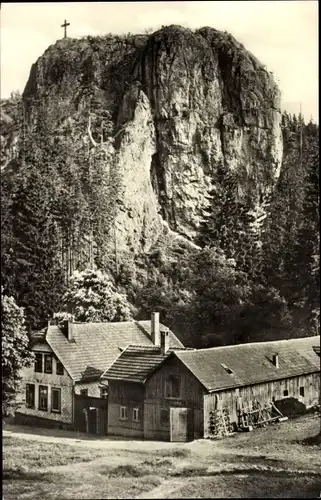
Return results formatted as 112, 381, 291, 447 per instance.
170, 407, 191, 442
88, 407, 97, 434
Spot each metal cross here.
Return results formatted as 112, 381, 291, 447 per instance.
61, 19, 70, 38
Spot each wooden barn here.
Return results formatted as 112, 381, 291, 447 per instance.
16, 313, 183, 434
102, 334, 320, 442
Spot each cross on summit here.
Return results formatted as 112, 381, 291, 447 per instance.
61, 19, 70, 38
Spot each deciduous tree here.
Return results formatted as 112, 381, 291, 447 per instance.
55, 268, 133, 323
1, 289, 33, 416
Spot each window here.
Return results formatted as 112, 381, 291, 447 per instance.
44, 355, 53, 374
221, 363, 234, 375
300, 386, 305, 397
56, 361, 64, 375
34, 353, 43, 373
283, 389, 289, 397
133, 408, 140, 422
100, 387, 108, 399
160, 408, 169, 427
120, 406, 128, 420
165, 375, 180, 399
80, 389, 88, 397
26, 383, 35, 408
51, 388, 61, 413
39, 385, 48, 411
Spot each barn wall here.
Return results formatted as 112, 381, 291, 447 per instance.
203, 372, 320, 437
144, 356, 205, 440
17, 344, 74, 425
107, 381, 144, 438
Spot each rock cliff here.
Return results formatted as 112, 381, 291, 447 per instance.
4, 25, 283, 256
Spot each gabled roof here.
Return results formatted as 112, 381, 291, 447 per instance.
45, 320, 183, 382
174, 336, 320, 392
81, 366, 104, 381
102, 345, 171, 383
30, 328, 47, 345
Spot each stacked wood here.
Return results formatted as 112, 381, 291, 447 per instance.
208, 408, 234, 438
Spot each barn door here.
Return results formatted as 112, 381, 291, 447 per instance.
170, 407, 190, 442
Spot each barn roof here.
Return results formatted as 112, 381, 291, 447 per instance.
102, 345, 171, 383
174, 336, 321, 392
45, 321, 183, 382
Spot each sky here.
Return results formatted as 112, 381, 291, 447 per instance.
1, 1, 318, 122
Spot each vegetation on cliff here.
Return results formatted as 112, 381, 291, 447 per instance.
0, 27, 319, 346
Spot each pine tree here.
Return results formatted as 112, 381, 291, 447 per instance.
199, 159, 264, 280
263, 113, 306, 299
2, 163, 66, 330
262, 113, 319, 336
294, 120, 319, 329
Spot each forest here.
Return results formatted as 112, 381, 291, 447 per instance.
1, 91, 319, 348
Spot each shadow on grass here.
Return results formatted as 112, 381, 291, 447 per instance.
300, 434, 321, 447
141, 457, 173, 467
3, 468, 55, 482
170, 465, 321, 479
171, 464, 209, 477
155, 447, 191, 458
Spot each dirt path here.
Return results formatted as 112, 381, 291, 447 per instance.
3, 427, 177, 452
135, 478, 188, 499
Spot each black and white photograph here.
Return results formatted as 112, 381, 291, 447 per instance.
1, 1, 320, 498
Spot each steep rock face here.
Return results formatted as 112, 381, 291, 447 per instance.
115, 91, 160, 253
17, 25, 282, 252
136, 26, 282, 236
0, 94, 22, 170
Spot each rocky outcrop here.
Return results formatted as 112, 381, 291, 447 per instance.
0, 94, 22, 171
6, 25, 283, 254
135, 26, 282, 237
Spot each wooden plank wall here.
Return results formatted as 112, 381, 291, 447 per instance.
107, 381, 144, 438
144, 356, 205, 440
203, 372, 320, 437
74, 394, 108, 435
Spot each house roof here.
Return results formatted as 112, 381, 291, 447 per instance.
102, 345, 171, 383
101, 336, 320, 391
45, 320, 183, 382
174, 335, 321, 392
30, 328, 47, 345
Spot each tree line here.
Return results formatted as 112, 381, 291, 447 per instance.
1, 102, 319, 345
1, 99, 319, 415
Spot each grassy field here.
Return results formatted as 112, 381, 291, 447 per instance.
3, 414, 321, 499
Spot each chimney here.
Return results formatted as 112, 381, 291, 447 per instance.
61, 316, 74, 342
272, 353, 279, 368
151, 312, 160, 346
68, 316, 74, 342
160, 329, 170, 354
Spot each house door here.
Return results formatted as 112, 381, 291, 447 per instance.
88, 407, 97, 434
170, 407, 191, 442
